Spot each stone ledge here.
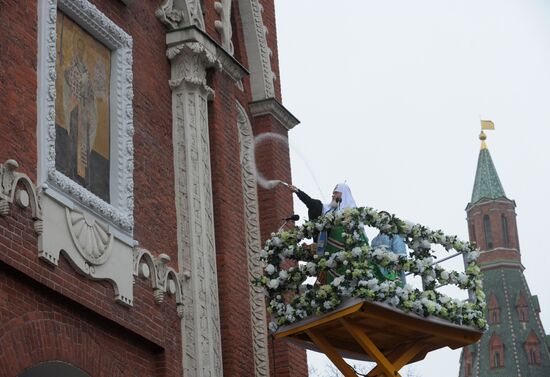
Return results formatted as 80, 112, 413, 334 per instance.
166, 25, 248, 83
248, 98, 300, 130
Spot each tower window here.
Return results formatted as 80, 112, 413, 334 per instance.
516, 293, 529, 322
524, 330, 541, 365
489, 333, 504, 369
483, 215, 493, 249
488, 293, 501, 324
463, 347, 474, 377
501, 215, 509, 248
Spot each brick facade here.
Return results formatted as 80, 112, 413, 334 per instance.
0, 0, 307, 376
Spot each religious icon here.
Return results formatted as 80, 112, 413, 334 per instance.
55, 10, 111, 202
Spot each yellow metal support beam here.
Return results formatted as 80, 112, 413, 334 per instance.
305, 329, 358, 377
367, 342, 426, 377
340, 319, 401, 377
275, 301, 364, 338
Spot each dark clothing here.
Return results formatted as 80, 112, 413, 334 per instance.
296, 189, 323, 221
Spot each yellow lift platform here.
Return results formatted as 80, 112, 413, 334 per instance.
274, 298, 483, 377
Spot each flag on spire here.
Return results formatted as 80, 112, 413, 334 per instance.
481, 120, 494, 130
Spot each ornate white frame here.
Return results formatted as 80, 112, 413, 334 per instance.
37, 0, 134, 232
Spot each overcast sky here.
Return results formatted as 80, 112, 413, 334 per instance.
273, 1, 550, 376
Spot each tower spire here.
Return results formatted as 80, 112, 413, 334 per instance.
460, 124, 550, 377
469, 121, 506, 207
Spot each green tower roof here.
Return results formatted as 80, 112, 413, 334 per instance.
469, 146, 506, 206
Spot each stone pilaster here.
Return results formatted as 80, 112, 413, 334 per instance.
166, 26, 247, 377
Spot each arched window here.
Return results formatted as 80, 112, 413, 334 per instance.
489, 333, 504, 369
488, 293, 501, 324
463, 347, 474, 377
501, 215, 509, 248
483, 215, 493, 249
18, 361, 91, 377
516, 293, 529, 323
524, 330, 541, 365
469, 221, 477, 244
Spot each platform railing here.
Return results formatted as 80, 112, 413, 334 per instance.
255, 207, 487, 332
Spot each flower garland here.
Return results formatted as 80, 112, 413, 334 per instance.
255, 207, 487, 332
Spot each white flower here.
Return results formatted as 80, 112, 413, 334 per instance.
389, 295, 400, 307
323, 301, 333, 309
272, 237, 282, 247
379, 281, 391, 293
279, 270, 288, 280
457, 273, 469, 285
306, 262, 317, 275
367, 279, 380, 292
466, 250, 480, 262
420, 239, 431, 249
268, 322, 278, 332
267, 279, 280, 289
351, 247, 362, 258
440, 271, 449, 281
331, 276, 345, 287
266, 264, 276, 275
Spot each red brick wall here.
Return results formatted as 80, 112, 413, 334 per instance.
0, 0, 38, 178
209, 68, 256, 375
467, 199, 520, 252
252, 115, 308, 377
0, 201, 182, 376
0, 0, 307, 375
467, 199, 522, 270
0, 1, 181, 375
209, 0, 307, 375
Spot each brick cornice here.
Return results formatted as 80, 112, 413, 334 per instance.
248, 98, 300, 130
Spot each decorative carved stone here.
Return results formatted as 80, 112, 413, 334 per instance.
167, 31, 224, 377
0, 159, 18, 196
156, 0, 205, 30
0, 200, 9, 216
15, 189, 30, 208
249, 98, 300, 130
236, 102, 270, 377
0, 159, 42, 221
214, 0, 234, 55
237, 0, 276, 100
38, 0, 134, 232
66, 208, 114, 265
166, 26, 248, 85
33, 220, 44, 236
133, 247, 185, 309
39, 195, 133, 307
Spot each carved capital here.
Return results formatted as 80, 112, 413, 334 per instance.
167, 26, 247, 88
